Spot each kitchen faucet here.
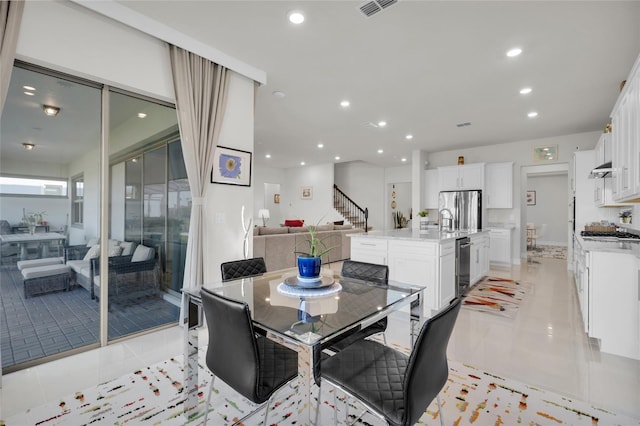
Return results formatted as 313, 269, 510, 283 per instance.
439, 208, 453, 232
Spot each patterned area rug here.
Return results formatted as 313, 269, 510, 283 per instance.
4, 349, 638, 425
462, 276, 528, 319
528, 244, 567, 260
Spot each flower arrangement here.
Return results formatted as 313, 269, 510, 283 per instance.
619, 210, 632, 224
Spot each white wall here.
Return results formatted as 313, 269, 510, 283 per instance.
335, 161, 385, 230
253, 166, 285, 226
526, 174, 568, 246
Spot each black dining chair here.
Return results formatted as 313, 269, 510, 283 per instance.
200, 288, 298, 425
326, 260, 390, 352
321, 297, 462, 426
220, 257, 267, 281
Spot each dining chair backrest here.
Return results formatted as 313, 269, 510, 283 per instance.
403, 298, 461, 425
200, 288, 263, 402
220, 257, 267, 282
341, 260, 389, 284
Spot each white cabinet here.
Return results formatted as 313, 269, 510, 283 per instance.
469, 233, 489, 285
588, 250, 639, 360
350, 238, 387, 265
485, 162, 513, 208
611, 53, 640, 202
438, 163, 485, 191
424, 169, 439, 209
439, 240, 456, 308
594, 133, 630, 206
488, 228, 511, 265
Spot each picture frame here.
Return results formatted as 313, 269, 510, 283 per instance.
301, 186, 313, 200
533, 145, 558, 162
526, 190, 536, 206
210, 146, 252, 186
274, 194, 280, 204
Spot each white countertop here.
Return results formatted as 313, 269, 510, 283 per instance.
576, 234, 640, 258
487, 222, 516, 230
350, 228, 489, 242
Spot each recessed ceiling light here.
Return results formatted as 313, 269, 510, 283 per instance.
272, 91, 286, 98
528, 111, 538, 118
265, 154, 271, 159
340, 100, 350, 108
378, 121, 387, 127
377, 149, 384, 154
405, 134, 413, 140
42, 105, 60, 116
317, 143, 324, 148
401, 158, 407, 162
137, 113, 147, 118
335, 156, 341, 160
288, 11, 305, 24
507, 47, 522, 57
22, 143, 35, 150
24, 91, 34, 96
520, 87, 532, 95
300, 161, 306, 166
23, 85, 35, 91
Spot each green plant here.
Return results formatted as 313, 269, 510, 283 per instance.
294, 225, 333, 257
417, 210, 429, 217
619, 210, 632, 218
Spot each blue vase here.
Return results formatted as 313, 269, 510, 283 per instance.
297, 256, 321, 279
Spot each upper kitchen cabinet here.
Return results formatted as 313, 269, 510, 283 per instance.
485, 162, 513, 208
438, 163, 485, 191
611, 53, 640, 202
594, 133, 629, 206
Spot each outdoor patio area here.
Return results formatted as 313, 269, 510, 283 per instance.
0, 265, 179, 371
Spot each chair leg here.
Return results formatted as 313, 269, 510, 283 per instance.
203, 374, 215, 425
437, 394, 444, 426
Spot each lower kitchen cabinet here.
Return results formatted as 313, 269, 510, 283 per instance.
588, 250, 639, 360
488, 228, 512, 266
350, 237, 388, 265
470, 233, 490, 285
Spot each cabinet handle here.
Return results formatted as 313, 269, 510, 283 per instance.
360, 243, 377, 246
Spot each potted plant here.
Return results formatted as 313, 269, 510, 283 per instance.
619, 210, 632, 224
294, 225, 333, 279
418, 210, 430, 233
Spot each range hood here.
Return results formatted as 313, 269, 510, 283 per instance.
588, 161, 613, 179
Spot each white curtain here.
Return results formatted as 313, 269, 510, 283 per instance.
169, 46, 229, 321
0, 0, 24, 111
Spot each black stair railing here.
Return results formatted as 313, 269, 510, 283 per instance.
333, 184, 368, 232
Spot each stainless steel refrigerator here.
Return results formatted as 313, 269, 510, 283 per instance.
438, 190, 482, 231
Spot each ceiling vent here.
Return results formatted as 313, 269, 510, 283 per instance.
358, 0, 398, 18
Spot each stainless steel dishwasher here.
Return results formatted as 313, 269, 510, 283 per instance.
456, 237, 471, 296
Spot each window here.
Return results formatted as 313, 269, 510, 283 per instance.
0, 175, 68, 197
71, 174, 84, 225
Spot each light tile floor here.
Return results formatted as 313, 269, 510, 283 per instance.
1, 257, 639, 421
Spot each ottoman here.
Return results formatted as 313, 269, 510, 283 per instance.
21, 264, 71, 298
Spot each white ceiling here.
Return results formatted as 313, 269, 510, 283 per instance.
4, 1, 640, 171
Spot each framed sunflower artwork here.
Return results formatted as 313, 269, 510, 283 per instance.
211, 146, 252, 187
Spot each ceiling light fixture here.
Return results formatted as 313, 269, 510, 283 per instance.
401, 158, 407, 162
528, 111, 539, 118
300, 161, 306, 166
377, 149, 384, 154
520, 87, 532, 94
265, 154, 271, 159
288, 11, 305, 24
507, 47, 522, 57
24, 91, 34, 96
42, 105, 60, 117
340, 100, 350, 108
23, 85, 35, 91
137, 113, 147, 118
317, 143, 324, 148
335, 156, 341, 160
272, 91, 286, 98
378, 121, 387, 127
405, 134, 413, 140
22, 143, 35, 150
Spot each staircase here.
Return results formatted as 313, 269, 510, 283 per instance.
333, 184, 368, 230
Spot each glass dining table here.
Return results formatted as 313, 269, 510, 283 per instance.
182, 267, 425, 425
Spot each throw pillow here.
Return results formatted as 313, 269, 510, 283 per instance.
108, 246, 124, 257
120, 241, 137, 256
86, 237, 99, 247
131, 245, 154, 262
284, 219, 304, 227
83, 244, 100, 261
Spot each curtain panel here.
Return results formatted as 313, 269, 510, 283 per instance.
0, 0, 25, 111
169, 45, 230, 321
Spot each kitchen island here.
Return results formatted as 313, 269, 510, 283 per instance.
350, 229, 490, 316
